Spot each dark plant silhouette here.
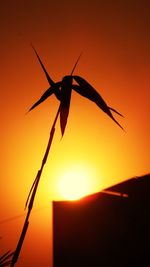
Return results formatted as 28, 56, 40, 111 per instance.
72, 76, 124, 130
10, 47, 82, 267
28, 47, 124, 133
11, 46, 124, 266
10, 105, 60, 267
28, 46, 83, 136
0, 250, 14, 266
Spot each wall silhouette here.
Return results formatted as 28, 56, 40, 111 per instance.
53, 174, 150, 267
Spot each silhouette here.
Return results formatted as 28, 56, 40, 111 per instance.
11, 46, 124, 266
28, 45, 61, 112
0, 250, 14, 266
11, 105, 60, 267
28, 47, 83, 136
59, 76, 72, 136
72, 76, 124, 130
28, 47, 124, 135
59, 53, 82, 136
53, 174, 150, 267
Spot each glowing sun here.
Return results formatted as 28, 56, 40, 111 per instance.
58, 165, 92, 201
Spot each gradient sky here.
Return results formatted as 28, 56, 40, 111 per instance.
0, 0, 150, 266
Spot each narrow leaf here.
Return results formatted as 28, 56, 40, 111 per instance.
72, 76, 124, 130
31, 44, 54, 86
60, 76, 72, 137
28, 82, 61, 112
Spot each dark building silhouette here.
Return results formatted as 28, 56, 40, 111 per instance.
53, 174, 150, 267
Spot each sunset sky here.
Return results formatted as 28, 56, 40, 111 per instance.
0, 0, 150, 266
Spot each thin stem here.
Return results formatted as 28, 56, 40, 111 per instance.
10, 105, 61, 267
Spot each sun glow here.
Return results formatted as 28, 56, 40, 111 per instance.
58, 165, 93, 201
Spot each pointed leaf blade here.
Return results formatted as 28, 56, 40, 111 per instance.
73, 76, 124, 130
28, 87, 54, 112
31, 44, 54, 86
60, 76, 72, 137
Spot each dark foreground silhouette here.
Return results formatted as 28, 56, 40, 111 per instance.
53, 173, 150, 267
0, 250, 14, 266
11, 46, 124, 266
28, 46, 124, 135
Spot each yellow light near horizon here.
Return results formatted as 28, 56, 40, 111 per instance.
58, 166, 92, 201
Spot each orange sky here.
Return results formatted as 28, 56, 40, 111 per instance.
0, 0, 150, 266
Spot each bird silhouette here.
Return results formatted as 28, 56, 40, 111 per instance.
72, 75, 124, 130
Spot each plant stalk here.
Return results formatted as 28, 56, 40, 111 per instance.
10, 105, 60, 267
